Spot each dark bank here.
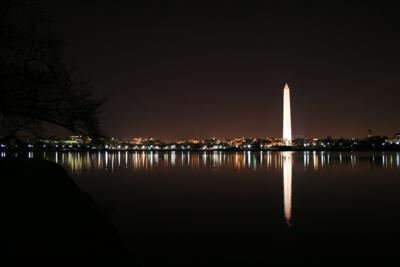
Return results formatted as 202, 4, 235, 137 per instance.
1, 158, 133, 265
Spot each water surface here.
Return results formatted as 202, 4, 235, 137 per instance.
5, 151, 400, 266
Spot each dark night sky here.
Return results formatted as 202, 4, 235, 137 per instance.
40, 1, 400, 139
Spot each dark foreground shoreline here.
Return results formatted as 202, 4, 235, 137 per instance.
1, 158, 133, 265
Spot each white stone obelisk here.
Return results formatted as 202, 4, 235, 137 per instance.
283, 83, 292, 146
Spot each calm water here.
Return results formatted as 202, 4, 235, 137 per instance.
4, 151, 400, 265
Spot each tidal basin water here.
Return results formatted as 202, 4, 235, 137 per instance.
5, 151, 400, 265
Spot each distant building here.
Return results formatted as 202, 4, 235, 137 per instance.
131, 137, 144, 145
387, 133, 400, 145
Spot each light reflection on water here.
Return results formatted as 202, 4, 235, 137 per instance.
3, 150, 400, 266
2, 151, 400, 227
282, 152, 293, 226
2, 151, 399, 174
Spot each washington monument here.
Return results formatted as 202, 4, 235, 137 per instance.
283, 83, 292, 146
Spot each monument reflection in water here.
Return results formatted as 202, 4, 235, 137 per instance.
282, 152, 293, 226
2, 151, 400, 227
3, 150, 400, 265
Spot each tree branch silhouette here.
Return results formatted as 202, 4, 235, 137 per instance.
0, 1, 104, 141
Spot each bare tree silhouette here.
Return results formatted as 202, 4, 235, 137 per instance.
0, 1, 104, 142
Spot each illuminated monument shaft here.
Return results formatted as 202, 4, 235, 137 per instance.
283, 84, 292, 146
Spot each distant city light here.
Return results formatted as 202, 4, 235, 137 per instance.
1, 129, 399, 153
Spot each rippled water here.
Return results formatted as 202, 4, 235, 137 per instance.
4, 151, 400, 265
